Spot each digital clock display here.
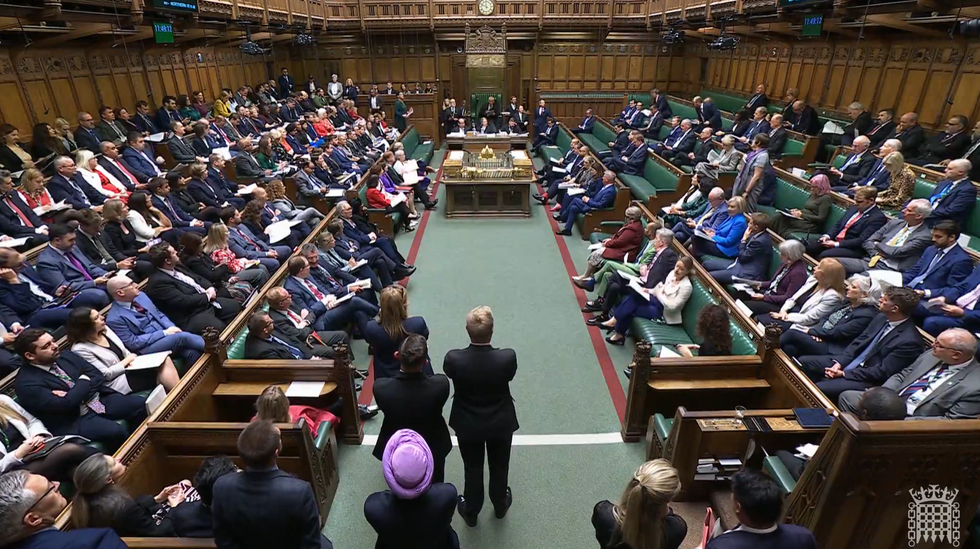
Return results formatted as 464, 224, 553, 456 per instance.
153, 22, 175, 44
802, 14, 824, 37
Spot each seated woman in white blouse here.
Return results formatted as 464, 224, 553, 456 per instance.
755, 258, 846, 332
67, 307, 180, 393
75, 149, 128, 201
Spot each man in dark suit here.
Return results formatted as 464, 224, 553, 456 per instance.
373, 334, 452, 482
639, 107, 665, 140
789, 101, 820, 136
14, 329, 146, 452
148, 178, 207, 235
842, 102, 873, 147
35, 224, 109, 295
154, 96, 183, 132
531, 118, 559, 153
829, 136, 878, 191
445, 306, 518, 527
533, 99, 552, 136
74, 112, 102, 152
212, 420, 333, 549
143, 242, 241, 335
625, 101, 647, 130
911, 114, 971, 166
234, 139, 272, 180
672, 127, 713, 168
832, 200, 933, 275
918, 253, 980, 335
265, 288, 349, 358
865, 108, 897, 150
167, 122, 199, 165
700, 99, 723, 133
245, 311, 332, 360
555, 171, 618, 236
804, 187, 887, 260
927, 159, 977, 227
704, 469, 817, 549
744, 84, 768, 113
0, 470, 129, 549
95, 106, 127, 145
702, 214, 773, 285
0, 170, 48, 246
47, 156, 101, 211
598, 122, 630, 161
797, 286, 925, 402
74, 209, 138, 276
765, 114, 789, 158
134, 100, 161, 135
119, 133, 162, 185
276, 68, 295, 100
650, 88, 671, 118
904, 221, 974, 300
653, 119, 694, 160
890, 112, 925, 159
282, 256, 378, 334
572, 109, 595, 135
613, 100, 637, 126
170, 456, 238, 538
510, 105, 528, 133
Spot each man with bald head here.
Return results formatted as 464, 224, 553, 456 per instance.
891, 112, 925, 159
789, 99, 820, 136
927, 159, 977, 227
838, 328, 980, 419
830, 136, 878, 191
105, 275, 205, 365
766, 114, 788, 158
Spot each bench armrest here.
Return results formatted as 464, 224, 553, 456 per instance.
315, 419, 334, 451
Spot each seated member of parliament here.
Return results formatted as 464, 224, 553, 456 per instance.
926, 159, 977, 227
803, 187, 887, 261
592, 459, 686, 549
902, 220, 973, 299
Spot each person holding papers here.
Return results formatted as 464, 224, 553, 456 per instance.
17, 169, 75, 225
200, 225, 271, 289
691, 196, 749, 260
368, 174, 417, 233
769, 174, 832, 238
283, 255, 379, 334
220, 207, 291, 273
555, 170, 618, 236
600, 257, 694, 345
68, 307, 179, 394
731, 239, 809, 315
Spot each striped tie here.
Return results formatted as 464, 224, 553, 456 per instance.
900, 364, 948, 398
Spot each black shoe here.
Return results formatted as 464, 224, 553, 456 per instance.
354, 382, 363, 391
606, 335, 625, 346
586, 313, 610, 326
623, 366, 633, 379
425, 199, 439, 210
457, 496, 478, 527
556, 229, 572, 236
552, 213, 561, 220
358, 404, 378, 420
533, 194, 547, 205
494, 487, 513, 519
582, 298, 604, 312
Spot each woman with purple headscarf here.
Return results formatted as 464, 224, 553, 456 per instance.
769, 173, 832, 238
364, 429, 460, 549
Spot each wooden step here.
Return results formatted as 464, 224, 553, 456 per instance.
648, 378, 770, 391
212, 381, 338, 398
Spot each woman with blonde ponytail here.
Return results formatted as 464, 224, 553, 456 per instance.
592, 459, 687, 549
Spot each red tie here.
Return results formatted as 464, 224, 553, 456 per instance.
237, 229, 256, 246
836, 212, 862, 242
112, 160, 139, 186
5, 198, 33, 228
304, 279, 325, 300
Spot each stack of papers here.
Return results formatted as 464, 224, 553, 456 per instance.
146, 132, 167, 143
213, 147, 233, 160
347, 279, 371, 290
341, 259, 368, 272
286, 381, 325, 397
389, 193, 407, 207
448, 151, 465, 161
265, 220, 296, 244
33, 201, 69, 216
0, 237, 28, 249
567, 188, 586, 196
325, 188, 346, 198
659, 346, 680, 358
628, 278, 650, 301
236, 183, 258, 196
128, 351, 172, 371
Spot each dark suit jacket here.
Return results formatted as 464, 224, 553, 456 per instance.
212, 469, 328, 549
14, 351, 115, 435
364, 484, 459, 549
235, 152, 266, 179
105, 153, 145, 187
762, 260, 808, 305
36, 245, 106, 292
767, 128, 788, 158
791, 105, 821, 136
918, 131, 971, 164
843, 111, 873, 145
893, 124, 926, 159
745, 93, 768, 112
622, 145, 649, 176
929, 178, 978, 227
652, 94, 671, 117
168, 136, 197, 164
363, 317, 431, 379
806, 303, 877, 348
444, 344, 518, 440
730, 231, 772, 281
0, 191, 44, 237
866, 120, 896, 149
533, 107, 553, 134
0, 264, 55, 326
373, 371, 452, 460
47, 173, 95, 209
144, 266, 216, 329
903, 244, 973, 291
75, 229, 124, 270
5, 528, 128, 549
825, 205, 888, 252
244, 332, 313, 360
838, 151, 878, 185
836, 315, 924, 385
705, 524, 817, 549
74, 127, 103, 152
169, 500, 214, 538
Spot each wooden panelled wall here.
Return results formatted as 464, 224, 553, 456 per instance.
0, 46, 271, 135
695, 38, 980, 130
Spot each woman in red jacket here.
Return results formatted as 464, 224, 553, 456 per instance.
573, 205, 645, 282
365, 172, 417, 233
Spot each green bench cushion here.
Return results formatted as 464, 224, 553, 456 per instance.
783, 138, 805, 158
401, 127, 419, 157
619, 174, 658, 202
653, 413, 674, 443
763, 455, 798, 493
911, 177, 980, 253
578, 133, 608, 155
411, 142, 434, 163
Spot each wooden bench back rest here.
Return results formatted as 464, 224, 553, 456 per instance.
657, 407, 830, 501
786, 413, 980, 549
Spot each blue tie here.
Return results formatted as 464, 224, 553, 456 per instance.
908, 250, 945, 288
844, 322, 891, 371
270, 335, 303, 359
861, 161, 884, 186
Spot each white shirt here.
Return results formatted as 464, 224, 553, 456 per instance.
905, 360, 970, 415
18, 273, 52, 301
77, 169, 116, 197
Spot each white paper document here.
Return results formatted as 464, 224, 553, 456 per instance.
796, 443, 820, 459
567, 188, 586, 196
33, 201, 69, 216
145, 385, 167, 415
588, 243, 604, 251
285, 381, 325, 398
659, 346, 680, 358
0, 237, 28, 249
128, 351, 172, 371
791, 168, 807, 178
402, 170, 420, 185
628, 278, 651, 300
265, 220, 294, 244
342, 259, 368, 272
389, 193, 407, 207
146, 132, 167, 143
509, 150, 529, 160
551, 166, 566, 174
734, 299, 755, 318
347, 279, 371, 290
327, 293, 355, 306
449, 151, 465, 161
558, 182, 576, 190
693, 229, 713, 241
236, 183, 258, 196
867, 269, 902, 289
325, 188, 346, 198
212, 147, 232, 160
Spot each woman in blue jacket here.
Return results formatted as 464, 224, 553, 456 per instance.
692, 196, 748, 259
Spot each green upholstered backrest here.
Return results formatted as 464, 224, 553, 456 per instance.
658, 126, 671, 140
783, 138, 805, 156
226, 303, 270, 360
627, 93, 648, 104
912, 177, 935, 199
911, 178, 980, 250
358, 183, 368, 203
773, 178, 810, 210
682, 278, 756, 356
698, 90, 746, 114
556, 128, 573, 151
592, 122, 617, 145
643, 158, 680, 192
825, 203, 847, 232
668, 101, 698, 122
401, 127, 420, 157
768, 246, 783, 277
831, 154, 848, 169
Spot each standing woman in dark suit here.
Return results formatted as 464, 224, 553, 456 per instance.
0, 125, 34, 171
592, 459, 687, 549
343, 78, 358, 102
733, 239, 809, 315
445, 306, 518, 527
770, 174, 832, 238
364, 285, 431, 379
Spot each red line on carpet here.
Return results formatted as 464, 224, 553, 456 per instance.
539, 181, 627, 422
359, 164, 443, 406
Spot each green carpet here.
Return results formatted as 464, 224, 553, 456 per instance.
325, 144, 702, 548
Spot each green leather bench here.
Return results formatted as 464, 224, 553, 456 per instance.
577, 121, 615, 154
618, 155, 681, 205
763, 454, 798, 493
225, 304, 269, 360
540, 125, 574, 166
650, 412, 674, 449
401, 126, 433, 165
359, 181, 403, 234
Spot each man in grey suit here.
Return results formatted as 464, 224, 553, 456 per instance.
234, 139, 271, 179
833, 199, 934, 275
838, 328, 980, 419
167, 122, 200, 165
